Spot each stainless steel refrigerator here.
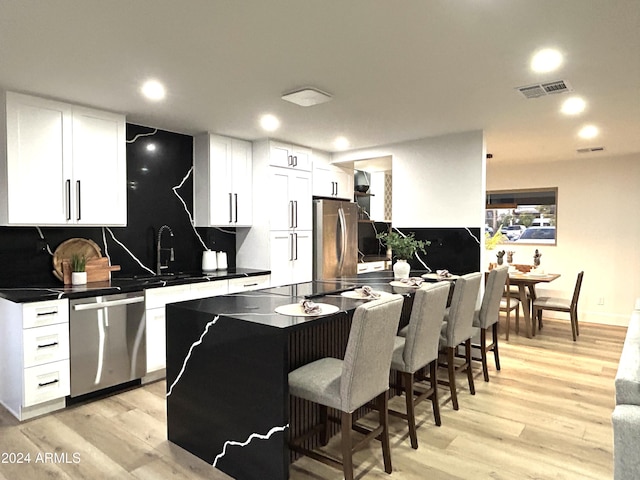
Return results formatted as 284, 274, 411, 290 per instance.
313, 198, 358, 280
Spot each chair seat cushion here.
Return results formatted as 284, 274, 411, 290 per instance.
534, 296, 571, 310
288, 357, 343, 410
500, 297, 520, 309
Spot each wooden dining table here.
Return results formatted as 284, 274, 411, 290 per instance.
508, 271, 561, 338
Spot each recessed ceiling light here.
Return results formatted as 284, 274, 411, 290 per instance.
531, 48, 563, 73
561, 96, 586, 115
260, 114, 280, 131
281, 88, 332, 107
578, 125, 599, 139
146, 143, 156, 152
141, 80, 166, 101
334, 136, 349, 150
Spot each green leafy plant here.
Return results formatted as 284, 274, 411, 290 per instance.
376, 231, 429, 260
71, 253, 86, 272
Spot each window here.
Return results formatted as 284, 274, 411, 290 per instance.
486, 188, 557, 245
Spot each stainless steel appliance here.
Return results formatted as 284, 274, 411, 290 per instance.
313, 198, 358, 280
69, 292, 146, 397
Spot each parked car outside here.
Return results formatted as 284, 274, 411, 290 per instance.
504, 225, 527, 241
515, 226, 556, 244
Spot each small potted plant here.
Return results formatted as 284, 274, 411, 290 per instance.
71, 253, 87, 285
377, 231, 429, 279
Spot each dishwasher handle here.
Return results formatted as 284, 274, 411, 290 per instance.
73, 296, 144, 311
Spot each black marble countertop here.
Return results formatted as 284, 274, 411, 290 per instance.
169, 271, 433, 330
0, 268, 271, 303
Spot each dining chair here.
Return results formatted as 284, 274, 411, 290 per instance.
288, 294, 404, 480
472, 266, 509, 382
438, 272, 482, 410
500, 276, 521, 341
389, 282, 450, 449
532, 271, 584, 341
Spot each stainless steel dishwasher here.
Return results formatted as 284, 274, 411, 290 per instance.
69, 292, 146, 397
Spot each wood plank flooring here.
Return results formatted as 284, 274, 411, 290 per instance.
0, 317, 625, 480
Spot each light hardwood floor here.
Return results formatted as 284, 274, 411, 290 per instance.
0, 317, 625, 480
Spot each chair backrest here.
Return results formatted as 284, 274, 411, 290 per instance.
340, 294, 404, 413
402, 282, 451, 372
444, 272, 482, 346
478, 266, 509, 328
571, 271, 585, 308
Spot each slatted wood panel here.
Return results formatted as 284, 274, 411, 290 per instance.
0, 317, 625, 480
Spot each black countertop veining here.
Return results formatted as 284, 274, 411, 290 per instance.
0, 268, 271, 303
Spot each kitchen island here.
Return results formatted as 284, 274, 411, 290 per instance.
165, 273, 429, 480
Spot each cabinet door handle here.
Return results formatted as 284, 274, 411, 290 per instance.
65, 179, 71, 220
287, 155, 293, 166
288, 201, 294, 228
37, 341, 59, 349
229, 193, 233, 223
289, 233, 294, 261
76, 180, 81, 221
294, 233, 298, 260
293, 155, 298, 167
38, 378, 59, 388
36, 310, 58, 317
294, 201, 298, 228
234, 193, 238, 223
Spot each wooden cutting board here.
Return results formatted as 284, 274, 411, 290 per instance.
62, 257, 121, 285
52, 238, 102, 281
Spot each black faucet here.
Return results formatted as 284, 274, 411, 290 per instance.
156, 225, 174, 274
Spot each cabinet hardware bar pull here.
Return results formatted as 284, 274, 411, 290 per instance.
65, 179, 71, 220
36, 310, 58, 317
38, 379, 59, 387
294, 200, 298, 228
243, 283, 258, 287
293, 155, 298, 167
37, 341, 59, 349
294, 233, 298, 260
335, 181, 339, 196
288, 155, 293, 166
229, 193, 233, 223
289, 201, 294, 228
234, 193, 238, 223
289, 234, 294, 261
76, 180, 81, 221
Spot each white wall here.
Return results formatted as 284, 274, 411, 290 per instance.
487, 153, 640, 326
333, 130, 486, 228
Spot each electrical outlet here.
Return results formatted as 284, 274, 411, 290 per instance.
597, 297, 605, 306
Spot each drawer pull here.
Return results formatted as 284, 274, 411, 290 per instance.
37, 341, 59, 349
243, 283, 258, 287
36, 310, 58, 317
38, 379, 59, 388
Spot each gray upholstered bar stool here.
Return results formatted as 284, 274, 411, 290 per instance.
389, 282, 450, 449
288, 294, 404, 480
471, 266, 509, 382
438, 272, 482, 410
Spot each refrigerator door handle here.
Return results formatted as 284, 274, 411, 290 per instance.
337, 207, 346, 275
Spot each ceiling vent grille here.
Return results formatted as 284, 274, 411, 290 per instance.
577, 146, 605, 153
517, 80, 572, 99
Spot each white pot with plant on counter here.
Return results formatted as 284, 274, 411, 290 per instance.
377, 231, 429, 280
71, 254, 87, 285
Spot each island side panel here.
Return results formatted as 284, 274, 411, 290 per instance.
166, 304, 289, 480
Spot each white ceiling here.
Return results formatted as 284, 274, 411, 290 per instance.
1, 0, 639, 165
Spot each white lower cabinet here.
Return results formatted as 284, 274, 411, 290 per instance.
269, 231, 312, 287
0, 298, 70, 421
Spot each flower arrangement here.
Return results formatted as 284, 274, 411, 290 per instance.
376, 231, 429, 260
485, 231, 504, 250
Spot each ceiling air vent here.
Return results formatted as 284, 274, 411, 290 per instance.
577, 146, 605, 153
517, 80, 572, 99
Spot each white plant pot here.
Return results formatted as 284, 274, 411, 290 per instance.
393, 259, 411, 280
72, 272, 87, 285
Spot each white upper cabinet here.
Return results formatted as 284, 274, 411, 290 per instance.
194, 133, 253, 227
312, 150, 354, 200
269, 140, 311, 171
1, 92, 126, 226
269, 167, 313, 231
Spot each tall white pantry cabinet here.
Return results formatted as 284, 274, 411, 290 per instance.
236, 139, 313, 287
0, 92, 126, 226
